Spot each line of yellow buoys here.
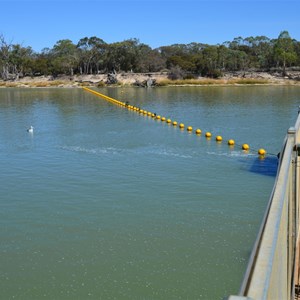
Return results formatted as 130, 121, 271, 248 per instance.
83, 87, 267, 157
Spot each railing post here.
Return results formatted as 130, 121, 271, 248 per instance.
292, 121, 300, 299
288, 127, 296, 299
293, 111, 300, 298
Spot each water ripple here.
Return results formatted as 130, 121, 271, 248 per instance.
59, 145, 121, 155
207, 151, 256, 158
59, 145, 193, 159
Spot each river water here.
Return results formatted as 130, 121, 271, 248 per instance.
0, 86, 299, 299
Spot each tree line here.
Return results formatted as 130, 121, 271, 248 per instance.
0, 31, 299, 80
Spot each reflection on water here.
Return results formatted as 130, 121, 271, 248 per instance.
247, 156, 279, 177
0, 86, 299, 299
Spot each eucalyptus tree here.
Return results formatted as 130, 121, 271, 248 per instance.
51, 39, 79, 75
228, 36, 245, 50
166, 53, 196, 73
158, 43, 202, 74
133, 44, 166, 72
273, 31, 297, 76
201, 46, 219, 76
217, 45, 228, 71
186, 42, 207, 54
158, 44, 186, 61
244, 36, 272, 68
118, 38, 142, 72
77, 36, 106, 74
30, 48, 52, 75
221, 48, 240, 71
9, 44, 34, 79
0, 34, 12, 79
294, 40, 300, 66
145, 49, 167, 72
0, 35, 34, 79
104, 39, 143, 72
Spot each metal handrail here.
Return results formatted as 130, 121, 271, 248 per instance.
228, 112, 300, 300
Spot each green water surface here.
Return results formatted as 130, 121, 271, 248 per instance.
0, 86, 299, 299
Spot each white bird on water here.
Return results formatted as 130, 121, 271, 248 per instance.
27, 126, 34, 133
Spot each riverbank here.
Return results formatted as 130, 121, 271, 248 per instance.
0, 71, 300, 88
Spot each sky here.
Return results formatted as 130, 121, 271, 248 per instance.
0, 0, 299, 52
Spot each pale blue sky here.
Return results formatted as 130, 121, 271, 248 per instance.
0, 0, 299, 52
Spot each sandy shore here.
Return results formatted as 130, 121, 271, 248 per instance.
0, 72, 299, 88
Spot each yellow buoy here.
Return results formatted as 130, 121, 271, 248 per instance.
156, 115, 161, 120
195, 129, 202, 135
161, 117, 166, 122
140, 109, 144, 114
216, 135, 222, 142
258, 148, 266, 156
143, 110, 147, 114
242, 144, 250, 151
228, 139, 235, 146
166, 119, 171, 123
147, 112, 152, 116
179, 123, 185, 129
205, 132, 212, 138
187, 126, 193, 132
133, 107, 137, 111
173, 121, 178, 126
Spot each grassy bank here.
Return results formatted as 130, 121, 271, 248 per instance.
0, 80, 74, 88
155, 78, 273, 86
0, 75, 299, 88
